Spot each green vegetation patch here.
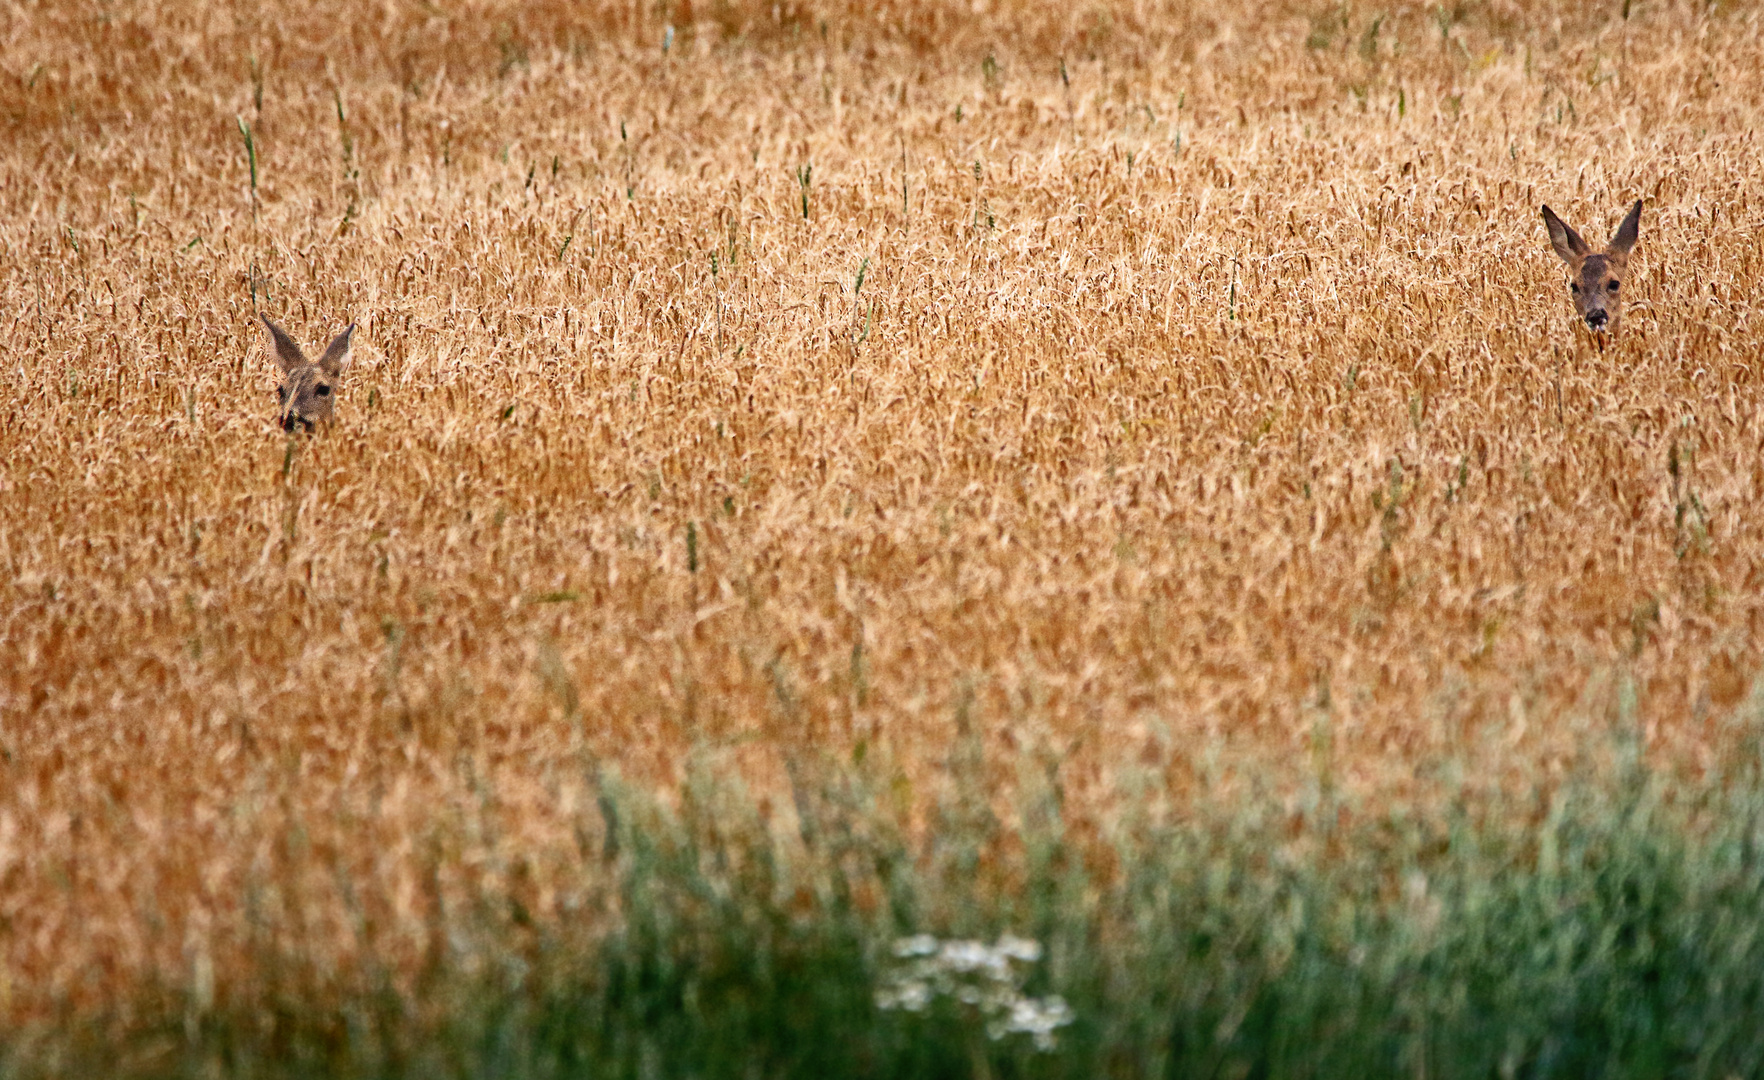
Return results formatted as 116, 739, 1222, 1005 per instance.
10, 718, 1764, 1080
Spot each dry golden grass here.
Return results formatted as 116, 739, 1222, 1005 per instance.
4, 0, 1764, 1024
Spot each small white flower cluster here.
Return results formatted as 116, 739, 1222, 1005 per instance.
874, 933, 1075, 1051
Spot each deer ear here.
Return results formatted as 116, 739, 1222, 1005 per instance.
262, 316, 306, 372
1541, 205, 1591, 264
1607, 199, 1642, 256
317, 324, 354, 376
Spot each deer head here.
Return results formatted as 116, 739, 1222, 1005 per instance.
262, 316, 354, 432
1541, 200, 1642, 336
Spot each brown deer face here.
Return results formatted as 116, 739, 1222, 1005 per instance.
1541, 200, 1642, 336
262, 316, 354, 432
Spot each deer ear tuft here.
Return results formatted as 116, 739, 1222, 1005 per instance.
262, 316, 307, 373
1607, 200, 1642, 256
317, 323, 355, 376
1541, 205, 1591, 264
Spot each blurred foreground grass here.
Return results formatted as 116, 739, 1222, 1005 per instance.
10, 689, 1764, 1080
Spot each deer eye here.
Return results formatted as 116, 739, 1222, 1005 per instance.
1571, 283, 1581, 294
1608, 281, 1619, 292
315, 384, 331, 397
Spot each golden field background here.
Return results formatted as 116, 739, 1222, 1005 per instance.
3, 0, 1764, 1021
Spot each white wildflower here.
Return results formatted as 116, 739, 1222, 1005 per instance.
991, 994, 1076, 1051
893, 934, 941, 958
875, 978, 933, 1013
874, 932, 1074, 1053
938, 939, 1007, 978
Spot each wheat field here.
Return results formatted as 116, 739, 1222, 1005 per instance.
4, 0, 1764, 1040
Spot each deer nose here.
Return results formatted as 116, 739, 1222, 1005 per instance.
1585, 311, 1608, 330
